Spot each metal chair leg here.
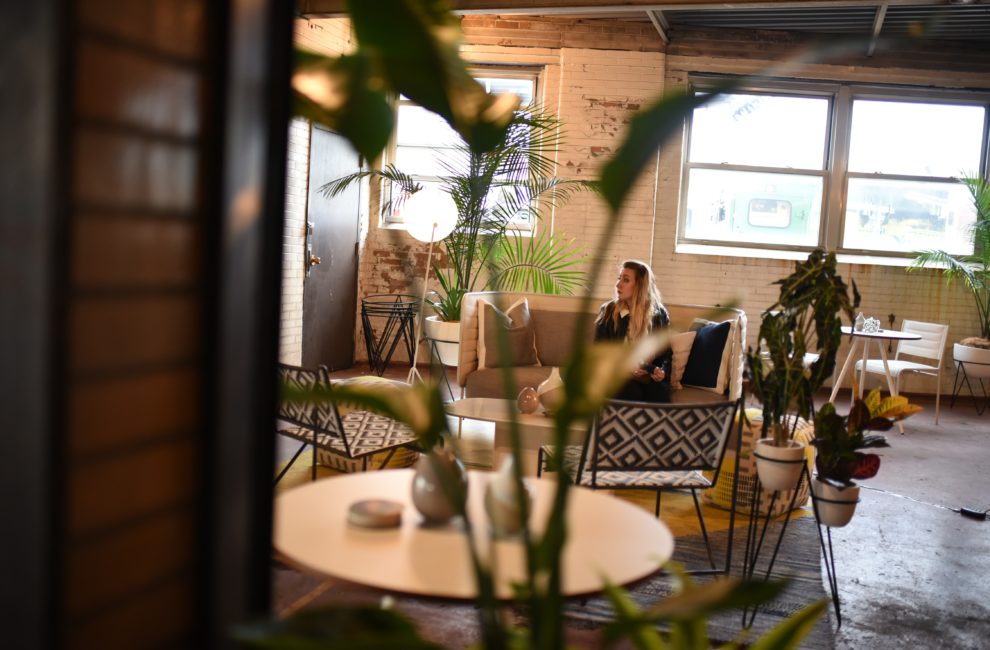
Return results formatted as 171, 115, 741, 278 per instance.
274, 441, 308, 485
692, 490, 716, 570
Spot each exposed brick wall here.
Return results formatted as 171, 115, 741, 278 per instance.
461, 14, 664, 52
65, 0, 206, 645
280, 117, 309, 364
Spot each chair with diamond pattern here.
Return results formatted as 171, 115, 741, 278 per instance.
275, 363, 421, 484
538, 397, 742, 573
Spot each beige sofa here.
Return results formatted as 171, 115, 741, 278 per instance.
456, 292, 747, 404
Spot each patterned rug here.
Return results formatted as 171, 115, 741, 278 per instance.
563, 516, 834, 649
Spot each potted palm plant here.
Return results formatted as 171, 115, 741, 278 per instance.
747, 249, 860, 491
811, 388, 920, 527
321, 107, 593, 366
910, 175, 990, 383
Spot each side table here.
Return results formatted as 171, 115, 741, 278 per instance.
361, 294, 418, 376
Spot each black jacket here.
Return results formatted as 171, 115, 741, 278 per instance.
594, 303, 672, 379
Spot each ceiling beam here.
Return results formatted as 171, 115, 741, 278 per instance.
298, 0, 959, 19
867, 3, 889, 57
646, 10, 670, 43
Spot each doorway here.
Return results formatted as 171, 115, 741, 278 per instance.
301, 124, 362, 370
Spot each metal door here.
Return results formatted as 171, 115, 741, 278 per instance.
302, 124, 361, 369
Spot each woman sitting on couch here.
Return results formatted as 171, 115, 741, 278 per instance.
595, 260, 672, 403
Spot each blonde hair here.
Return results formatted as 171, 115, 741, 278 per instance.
603, 260, 664, 341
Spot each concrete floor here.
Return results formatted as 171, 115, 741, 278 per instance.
285, 364, 990, 648
819, 390, 990, 650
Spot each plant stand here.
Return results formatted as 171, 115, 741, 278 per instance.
740, 464, 844, 629
810, 503, 844, 628
427, 335, 462, 403
950, 354, 990, 416
361, 294, 418, 376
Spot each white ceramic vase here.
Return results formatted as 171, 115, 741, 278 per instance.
537, 367, 565, 415
754, 438, 806, 491
811, 478, 860, 528
484, 457, 530, 537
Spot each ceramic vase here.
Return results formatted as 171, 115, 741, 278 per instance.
516, 386, 539, 414
484, 457, 530, 537
411, 447, 467, 524
754, 438, 806, 491
537, 367, 565, 415
811, 478, 860, 528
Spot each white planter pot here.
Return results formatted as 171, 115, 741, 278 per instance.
424, 316, 460, 367
811, 478, 860, 528
953, 342, 990, 380
754, 438, 806, 491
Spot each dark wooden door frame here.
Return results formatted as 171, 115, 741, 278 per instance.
204, 0, 294, 645
0, 2, 64, 647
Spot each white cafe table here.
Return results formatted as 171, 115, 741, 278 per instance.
828, 326, 922, 432
273, 469, 674, 600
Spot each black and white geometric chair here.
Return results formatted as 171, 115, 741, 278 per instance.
538, 398, 742, 573
275, 363, 421, 485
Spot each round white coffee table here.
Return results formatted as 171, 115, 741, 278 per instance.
274, 469, 674, 600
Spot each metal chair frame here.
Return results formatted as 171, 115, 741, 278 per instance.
275, 363, 420, 485
854, 320, 949, 423
538, 397, 743, 574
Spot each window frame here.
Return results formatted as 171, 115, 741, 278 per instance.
680, 74, 990, 261
383, 66, 542, 230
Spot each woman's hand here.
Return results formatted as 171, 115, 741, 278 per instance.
651, 367, 665, 383
632, 368, 650, 383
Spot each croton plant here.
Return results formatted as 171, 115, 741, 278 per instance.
812, 387, 922, 487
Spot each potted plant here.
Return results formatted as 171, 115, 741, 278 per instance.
321, 107, 593, 367
910, 175, 990, 381
747, 249, 860, 491
811, 387, 920, 526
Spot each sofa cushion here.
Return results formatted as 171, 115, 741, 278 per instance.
478, 298, 540, 369
532, 309, 597, 368
466, 366, 553, 399
682, 319, 732, 394
670, 330, 697, 390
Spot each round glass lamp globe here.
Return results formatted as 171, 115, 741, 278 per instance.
404, 185, 458, 243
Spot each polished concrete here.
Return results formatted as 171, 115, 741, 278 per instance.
281, 363, 990, 648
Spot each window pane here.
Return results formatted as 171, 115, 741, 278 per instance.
842, 178, 976, 254
395, 105, 461, 148
689, 93, 829, 169
394, 146, 456, 178
683, 169, 823, 246
477, 76, 534, 105
848, 100, 985, 177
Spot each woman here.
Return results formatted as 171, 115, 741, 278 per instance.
595, 260, 672, 403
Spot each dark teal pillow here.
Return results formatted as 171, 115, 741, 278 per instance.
681, 320, 731, 392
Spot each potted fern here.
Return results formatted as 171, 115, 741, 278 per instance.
910, 175, 990, 384
747, 249, 859, 491
811, 388, 920, 526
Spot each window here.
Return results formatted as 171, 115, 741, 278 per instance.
681, 77, 990, 259
387, 70, 538, 227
